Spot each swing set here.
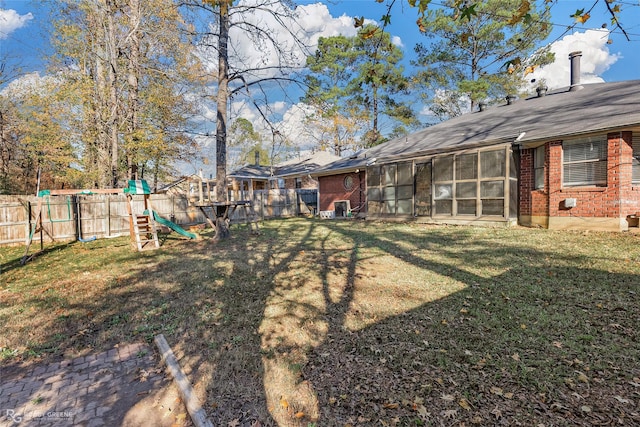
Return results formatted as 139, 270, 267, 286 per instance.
21, 187, 124, 265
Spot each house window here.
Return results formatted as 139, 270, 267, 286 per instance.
563, 136, 607, 187
534, 145, 545, 189
269, 178, 285, 189
344, 175, 354, 190
295, 177, 302, 189
633, 134, 640, 185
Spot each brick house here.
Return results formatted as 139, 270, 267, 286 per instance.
228, 150, 340, 200
313, 53, 640, 231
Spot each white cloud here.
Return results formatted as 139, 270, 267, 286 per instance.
0, 72, 55, 97
0, 9, 33, 39
198, 0, 373, 79
391, 35, 403, 48
528, 29, 620, 90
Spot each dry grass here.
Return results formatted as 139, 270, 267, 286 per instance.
1, 219, 639, 426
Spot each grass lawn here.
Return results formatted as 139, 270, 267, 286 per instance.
1, 218, 639, 426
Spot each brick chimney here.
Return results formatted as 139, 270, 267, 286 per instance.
569, 51, 583, 91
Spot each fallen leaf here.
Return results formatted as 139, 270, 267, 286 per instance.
580, 405, 592, 413
441, 409, 457, 419
441, 394, 455, 402
458, 398, 472, 410
511, 353, 520, 362
552, 341, 563, 348
471, 415, 484, 424
416, 405, 429, 417
577, 372, 589, 383
294, 411, 305, 419
280, 396, 289, 409
460, 308, 468, 314
503, 392, 514, 399
490, 386, 503, 396
228, 419, 241, 427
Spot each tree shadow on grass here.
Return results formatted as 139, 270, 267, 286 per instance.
2, 219, 638, 426
301, 222, 640, 426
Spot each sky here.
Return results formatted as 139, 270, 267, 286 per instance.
1, 0, 640, 174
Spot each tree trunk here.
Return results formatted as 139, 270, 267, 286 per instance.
126, 0, 141, 181
106, 0, 120, 188
215, 0, 231, 239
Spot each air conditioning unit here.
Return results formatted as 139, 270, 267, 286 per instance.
319, 210, 335, 219
564, 198, 577, 208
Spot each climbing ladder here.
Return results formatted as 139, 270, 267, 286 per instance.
238, 201, 260, 234
125, 180, 160, 251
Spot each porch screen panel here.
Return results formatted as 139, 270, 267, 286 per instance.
433, 156, 454, 181
455, 153, 477, 215
456, 153, 477, 180
396, 162, 413, 215
367, 165, 382, 216
415, 162, 432, 217
480, 150, 506, 178
456, 181, 477, 215
382, 164, 397, 214
434, 184, 453, 215
633, 135, 640, 184
481, 180, 504, 216
433, 156, 454, 215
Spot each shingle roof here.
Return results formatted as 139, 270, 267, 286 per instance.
228, 164, 272, 180
313, 80, 640, 176
229, 151, 341, 179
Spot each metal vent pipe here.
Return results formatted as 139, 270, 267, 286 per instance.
569, 51, 583, 91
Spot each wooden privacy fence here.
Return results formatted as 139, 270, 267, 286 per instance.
0, 189, 317, 246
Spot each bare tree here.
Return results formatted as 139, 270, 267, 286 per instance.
191, 0, 311, 238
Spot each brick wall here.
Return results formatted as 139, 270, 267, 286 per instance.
318, 172, 366, 213
519, 142, 553, 219
519, 148, 533, 216
550, 133, 617, 218
519, 132, 640, 228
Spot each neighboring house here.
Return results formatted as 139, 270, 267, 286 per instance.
313, 52, 640, 231
228, 151, 340, 200
228, 164, 270, 201
157, 173, 217, 204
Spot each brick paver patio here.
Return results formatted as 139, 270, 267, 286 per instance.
0, 343, 178, 426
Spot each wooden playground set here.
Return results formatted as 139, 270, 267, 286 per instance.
21, 180, 260, 265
